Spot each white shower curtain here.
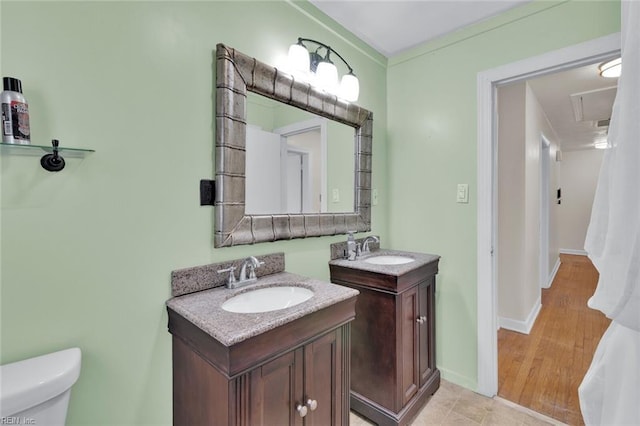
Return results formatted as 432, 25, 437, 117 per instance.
578, 1, 640, 425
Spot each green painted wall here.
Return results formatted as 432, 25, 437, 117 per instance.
386, 0, 620, 389
0, 1, 387, 424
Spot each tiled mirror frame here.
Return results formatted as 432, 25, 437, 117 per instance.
214, 44, 373, 247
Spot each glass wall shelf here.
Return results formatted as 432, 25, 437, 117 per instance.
0, 142, 94, 158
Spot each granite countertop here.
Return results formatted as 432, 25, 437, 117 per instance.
166, 271, 358, 347
328, 249, 440, 276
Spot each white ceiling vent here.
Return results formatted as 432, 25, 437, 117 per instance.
570, 86, 617, 122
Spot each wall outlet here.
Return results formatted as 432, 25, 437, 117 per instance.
332, 188, 340, 203
457, 184, 469, 203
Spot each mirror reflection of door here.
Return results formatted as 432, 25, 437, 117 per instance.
245, 126, 283, 214
245, 124, 322, 215
280, 128, 322, 213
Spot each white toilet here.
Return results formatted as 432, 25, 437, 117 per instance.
0, 347, 81, 425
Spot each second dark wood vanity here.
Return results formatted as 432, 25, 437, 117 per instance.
329, 250, 440, 426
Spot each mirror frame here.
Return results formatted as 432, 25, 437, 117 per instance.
214, 44, 372, 247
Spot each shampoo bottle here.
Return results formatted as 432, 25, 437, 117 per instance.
1, 77, 31, 144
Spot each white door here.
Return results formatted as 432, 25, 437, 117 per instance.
246, 126, 282, 214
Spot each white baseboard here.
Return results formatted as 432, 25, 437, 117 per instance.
544, 257, 561, 289
498, 296, 542, 335
559, 248, 588, 256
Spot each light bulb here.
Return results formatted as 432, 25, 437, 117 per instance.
288, 42, 310, 75
339, 72, 359, 102
315, 61, 338, 94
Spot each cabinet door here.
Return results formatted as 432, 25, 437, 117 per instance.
304, 329, 344, 426
249, 348, 304, 426
400, 286, 420, 407
418, 279, 435, 387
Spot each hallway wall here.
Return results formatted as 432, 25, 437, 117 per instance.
558, 149, 605, 252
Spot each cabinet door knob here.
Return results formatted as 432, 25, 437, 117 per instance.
421, 315, 427, 323
307, 398, 318, 411
416, 317, 424, 324
296, 404, 308, 418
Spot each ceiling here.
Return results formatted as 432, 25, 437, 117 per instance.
309, 0, 618, 151
527, 62, 617, 151
309, 0, 532, 57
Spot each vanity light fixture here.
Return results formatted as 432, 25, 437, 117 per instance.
599, 57, 622, 78
288, 37, 360, 102
594, 141, 610, 149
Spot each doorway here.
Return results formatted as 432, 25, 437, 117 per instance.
275, 118, 327, 213
476, 33, 620, 397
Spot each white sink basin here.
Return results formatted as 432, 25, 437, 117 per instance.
363, 255, 415, 265
222, 286, 314, 313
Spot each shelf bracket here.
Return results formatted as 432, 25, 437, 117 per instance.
40, 139, 66, 172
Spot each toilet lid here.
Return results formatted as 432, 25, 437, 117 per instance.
0, 347, 81, 416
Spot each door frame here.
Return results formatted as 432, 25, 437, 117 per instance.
540, 135, 551, 288
476, 33, 620, 396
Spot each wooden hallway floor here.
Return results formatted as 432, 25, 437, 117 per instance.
498, 254, 611, 425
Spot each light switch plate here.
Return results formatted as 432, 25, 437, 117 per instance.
457, 184, 469, 203
372, 188, 379, 206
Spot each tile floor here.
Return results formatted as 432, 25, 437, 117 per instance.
349, 380, 565, 425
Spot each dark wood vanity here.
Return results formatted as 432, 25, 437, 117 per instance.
329, 251, 440, 426
168, 293, 356, 425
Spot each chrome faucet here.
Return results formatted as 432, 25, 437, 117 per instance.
217, 256, 264, 289
239, 256, 263, 283
346, 232, 361, 261
362, 235, 380, 254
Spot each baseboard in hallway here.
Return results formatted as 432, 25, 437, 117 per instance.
559, 248, 588, 256
547, 257, 561, 288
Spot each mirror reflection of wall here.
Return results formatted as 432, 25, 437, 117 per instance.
245, 91, 355, 215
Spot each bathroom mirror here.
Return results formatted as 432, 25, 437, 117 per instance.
215, 44, 372, 247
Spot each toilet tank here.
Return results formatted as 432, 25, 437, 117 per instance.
0, 348, 81, 425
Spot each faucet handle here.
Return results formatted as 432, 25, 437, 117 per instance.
217, 266, 236, 285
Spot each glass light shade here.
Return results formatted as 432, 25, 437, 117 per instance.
599, 58, 622, 78
339, 73, 360, 102
315, 61, 338, 93
288, 43, 310, 74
